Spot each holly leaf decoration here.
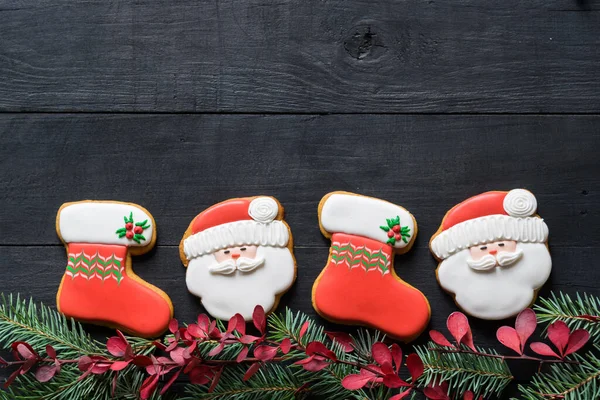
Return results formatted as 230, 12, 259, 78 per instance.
133, 234, 146, 244
117, 212, 150, 241
380, 215, 411, 245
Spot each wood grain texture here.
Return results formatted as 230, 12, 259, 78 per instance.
0, 113, 598, 396
0, 114, 597, 246
0, 0, 599, 113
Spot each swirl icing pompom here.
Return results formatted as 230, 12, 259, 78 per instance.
503, 189, 537, 217
248, 197, 279, 223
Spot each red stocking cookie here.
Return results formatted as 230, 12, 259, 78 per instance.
180, 196, 296, 321
56, 201, 173, 337
430, 189, 551, 320
312, 192, 430, 341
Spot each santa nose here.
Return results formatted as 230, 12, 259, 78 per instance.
488, 250, 497, 255
231, 253, 241, 259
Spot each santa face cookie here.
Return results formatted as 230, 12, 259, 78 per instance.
56, 201, 174, 337
312, 192, 431, 342
430, 189, 551, 320
180, 196, 296, 321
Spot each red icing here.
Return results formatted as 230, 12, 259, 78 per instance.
134, 226, 143, 234
442, 191, 508, 230
191, 199, 253, 234
126, 231, 134, 239
313, 233, 430, 341
125, 223, 133, 231
58, 243, 172, 337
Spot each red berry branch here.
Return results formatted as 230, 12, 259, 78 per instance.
429, 309, 589, 371
0, 300, 595, 400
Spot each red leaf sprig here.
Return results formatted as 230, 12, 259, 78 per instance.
1, 305, 592, 400
530, 320, 590, 359
429, 311, 476, 351
340, 341, 425, 399
426, 308, 591, 399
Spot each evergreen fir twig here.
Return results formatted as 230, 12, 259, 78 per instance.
518, 344, 600, 399
181, 364, 310, 400
535, 292, 600, 339
414, 343, 513, 397
0, 295, 159, 400
0, 294, 103, 356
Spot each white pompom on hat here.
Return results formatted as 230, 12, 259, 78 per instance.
430, 189, 549, 260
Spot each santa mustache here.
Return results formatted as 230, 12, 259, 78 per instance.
466, 248, 524, 271
208, 256, 266, 275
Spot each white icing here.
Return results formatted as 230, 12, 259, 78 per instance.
208, 256, 265, 275
503, 189, 537, 217
431, 215, 548, 259
466, 248, 523, 270
248, 197, 278, 223
183, 220, 289, 260
437, 243, 551, 320
186, 246, 295, 320
58, 202, 153, 246
320, 193, 415, 248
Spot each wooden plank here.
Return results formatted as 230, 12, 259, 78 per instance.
0, 0, 599, 113
0, 114, 598, 246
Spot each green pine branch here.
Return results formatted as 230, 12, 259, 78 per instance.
268, 308, 386, 400
0, 294, 103, 357
414, 343, 513, 398
517, 344, 600, 399
535, 292, 600, 339
0, 294, 160, 400
181, 364, 310, 400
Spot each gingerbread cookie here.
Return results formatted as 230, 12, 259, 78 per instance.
430, 189, 551, 320
180, 196, 296, 321
56, 201, 173, 337
312, 191, 430, 342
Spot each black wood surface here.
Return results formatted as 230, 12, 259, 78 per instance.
0, 0, 599, 113
1, 0, 599, 399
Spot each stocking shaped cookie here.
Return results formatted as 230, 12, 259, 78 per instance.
430, 189, 551, 320
181, 196, 296, 321
312, 192, 430, 341
56, 201, 173, 337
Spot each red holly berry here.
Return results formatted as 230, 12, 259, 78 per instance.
394, 234, 401, 240
125, 223, 133, 231
392, 225, 400, 233
134, 226, 143, 234
387, 230, 394, 238
126, 231, 134, 239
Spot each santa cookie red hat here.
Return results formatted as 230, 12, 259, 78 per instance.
182, 196, 289, 261
430, 189, 549, 259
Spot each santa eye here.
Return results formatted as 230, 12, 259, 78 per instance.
480, 246, 487, 250
498, 243, 505, 247
240, 247, 247, 251
223, 250, 230, 254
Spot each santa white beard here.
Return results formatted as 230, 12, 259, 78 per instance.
186, 246, 295, 321
437, 243, 552, 320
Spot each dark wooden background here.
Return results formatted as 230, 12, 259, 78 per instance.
1, 0, 599, 398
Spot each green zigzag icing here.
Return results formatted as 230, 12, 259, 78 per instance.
66, 253, 123, 283
331, 244, 390, 273
68, 255, 121, 268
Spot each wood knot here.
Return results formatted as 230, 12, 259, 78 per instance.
344, 25, 386, 60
